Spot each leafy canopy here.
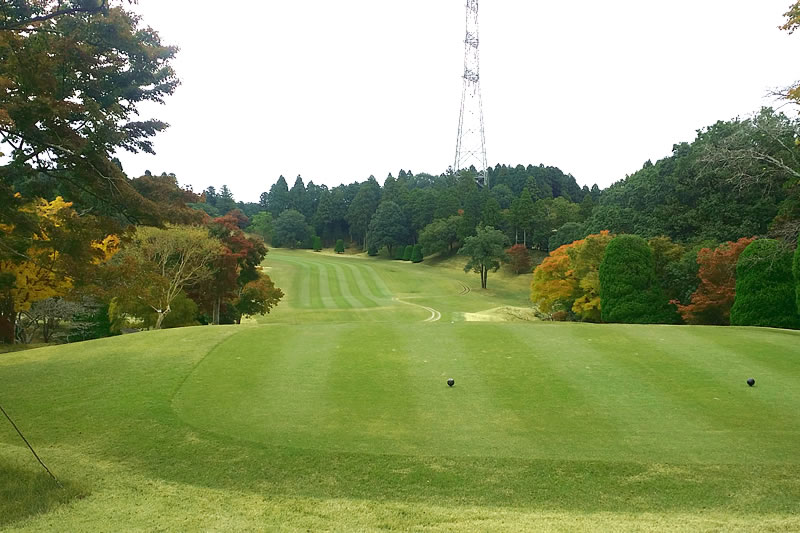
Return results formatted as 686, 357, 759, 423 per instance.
458, 226, 508, 289
0, 1, 179, 225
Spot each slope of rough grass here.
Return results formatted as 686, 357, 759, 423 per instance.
1, 250, 800, 530
0, 461, 84, 527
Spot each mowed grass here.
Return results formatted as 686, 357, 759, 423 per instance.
1, 249, 800, 530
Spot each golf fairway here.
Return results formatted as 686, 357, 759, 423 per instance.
1, 249, 800, 531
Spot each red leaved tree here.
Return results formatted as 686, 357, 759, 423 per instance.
674, 237, 755, 325
193, 214, 268, 324
506, 244, 533, 274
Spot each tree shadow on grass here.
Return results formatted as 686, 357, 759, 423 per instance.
0, 461, 85, 528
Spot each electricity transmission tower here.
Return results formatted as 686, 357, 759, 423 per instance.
454, 0, 488, 188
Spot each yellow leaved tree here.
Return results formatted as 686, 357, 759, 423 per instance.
530, 231, 613, 322
0, 197, 119, 343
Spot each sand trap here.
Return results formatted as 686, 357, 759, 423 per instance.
462, 306, 538, 322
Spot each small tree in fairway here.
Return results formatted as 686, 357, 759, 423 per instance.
458, 226, 509, 289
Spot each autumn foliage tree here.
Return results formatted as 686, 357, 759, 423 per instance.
506, 244, 533, 274
568, 231, 614, 322
195, 215, 269, 325
530, 244, 575, 316
0, 2, 180, 228
233, 275, 284, 324
530, 231, 613, 321
673, 237, 754, 325
109, 225, 221, 330
0, 197, 119, 343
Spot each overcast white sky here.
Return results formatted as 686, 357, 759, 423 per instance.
116, 1, 798, 202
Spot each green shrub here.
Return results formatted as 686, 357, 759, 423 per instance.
599, 234, 679, 324
403, 245, 413, 261
393, 246, 405, 260
731, 239, 800, 329
334, 239, 345, 254
312, 236, 322, 252
411, 244, 423, 263
368, 243, 379, 256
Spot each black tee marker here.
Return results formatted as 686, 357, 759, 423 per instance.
747, 378, 755, 387
447, 378, 455, 387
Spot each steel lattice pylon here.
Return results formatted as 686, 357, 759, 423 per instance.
454, 0, 487, 188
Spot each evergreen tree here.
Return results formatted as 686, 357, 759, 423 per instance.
599, 235, 680, 324
368, 201, 409, 257
273, 210, 310, 249
403, 245, 413, 261
411, 244, 423, 263
267, 176, 290, 217
347, 176, 381, 249
510, 188, 536, 246
288, 175, 307, 214
335, 239, 345, 254
731, 239, 800, 328
481, 197, 503, 229
218, 185, 236, 214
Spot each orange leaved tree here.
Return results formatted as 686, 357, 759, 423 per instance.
530, 231, 613, 321
673, 237, 754, 325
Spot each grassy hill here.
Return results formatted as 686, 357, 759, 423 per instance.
2, 250, 800, 531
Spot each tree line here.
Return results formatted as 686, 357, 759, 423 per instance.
531, 231, 800, 330
0, 2, 283, 345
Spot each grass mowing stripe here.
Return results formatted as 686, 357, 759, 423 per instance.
340, 263, 379, 308
324, 263, 352, 309
280, 257, 311, 309
174, 325, 341, 444
352, 263, 385, 300
531, 326, 732, 462
331, 263, 365, 309
466, 323, 626, 457
523, 323, 799, 464
355, 263, 393, 299
319, 323, 425, 454
305, 259, 323, 309
310, 262, 335, 309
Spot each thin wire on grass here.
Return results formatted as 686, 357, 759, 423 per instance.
0, 402, 62, 488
